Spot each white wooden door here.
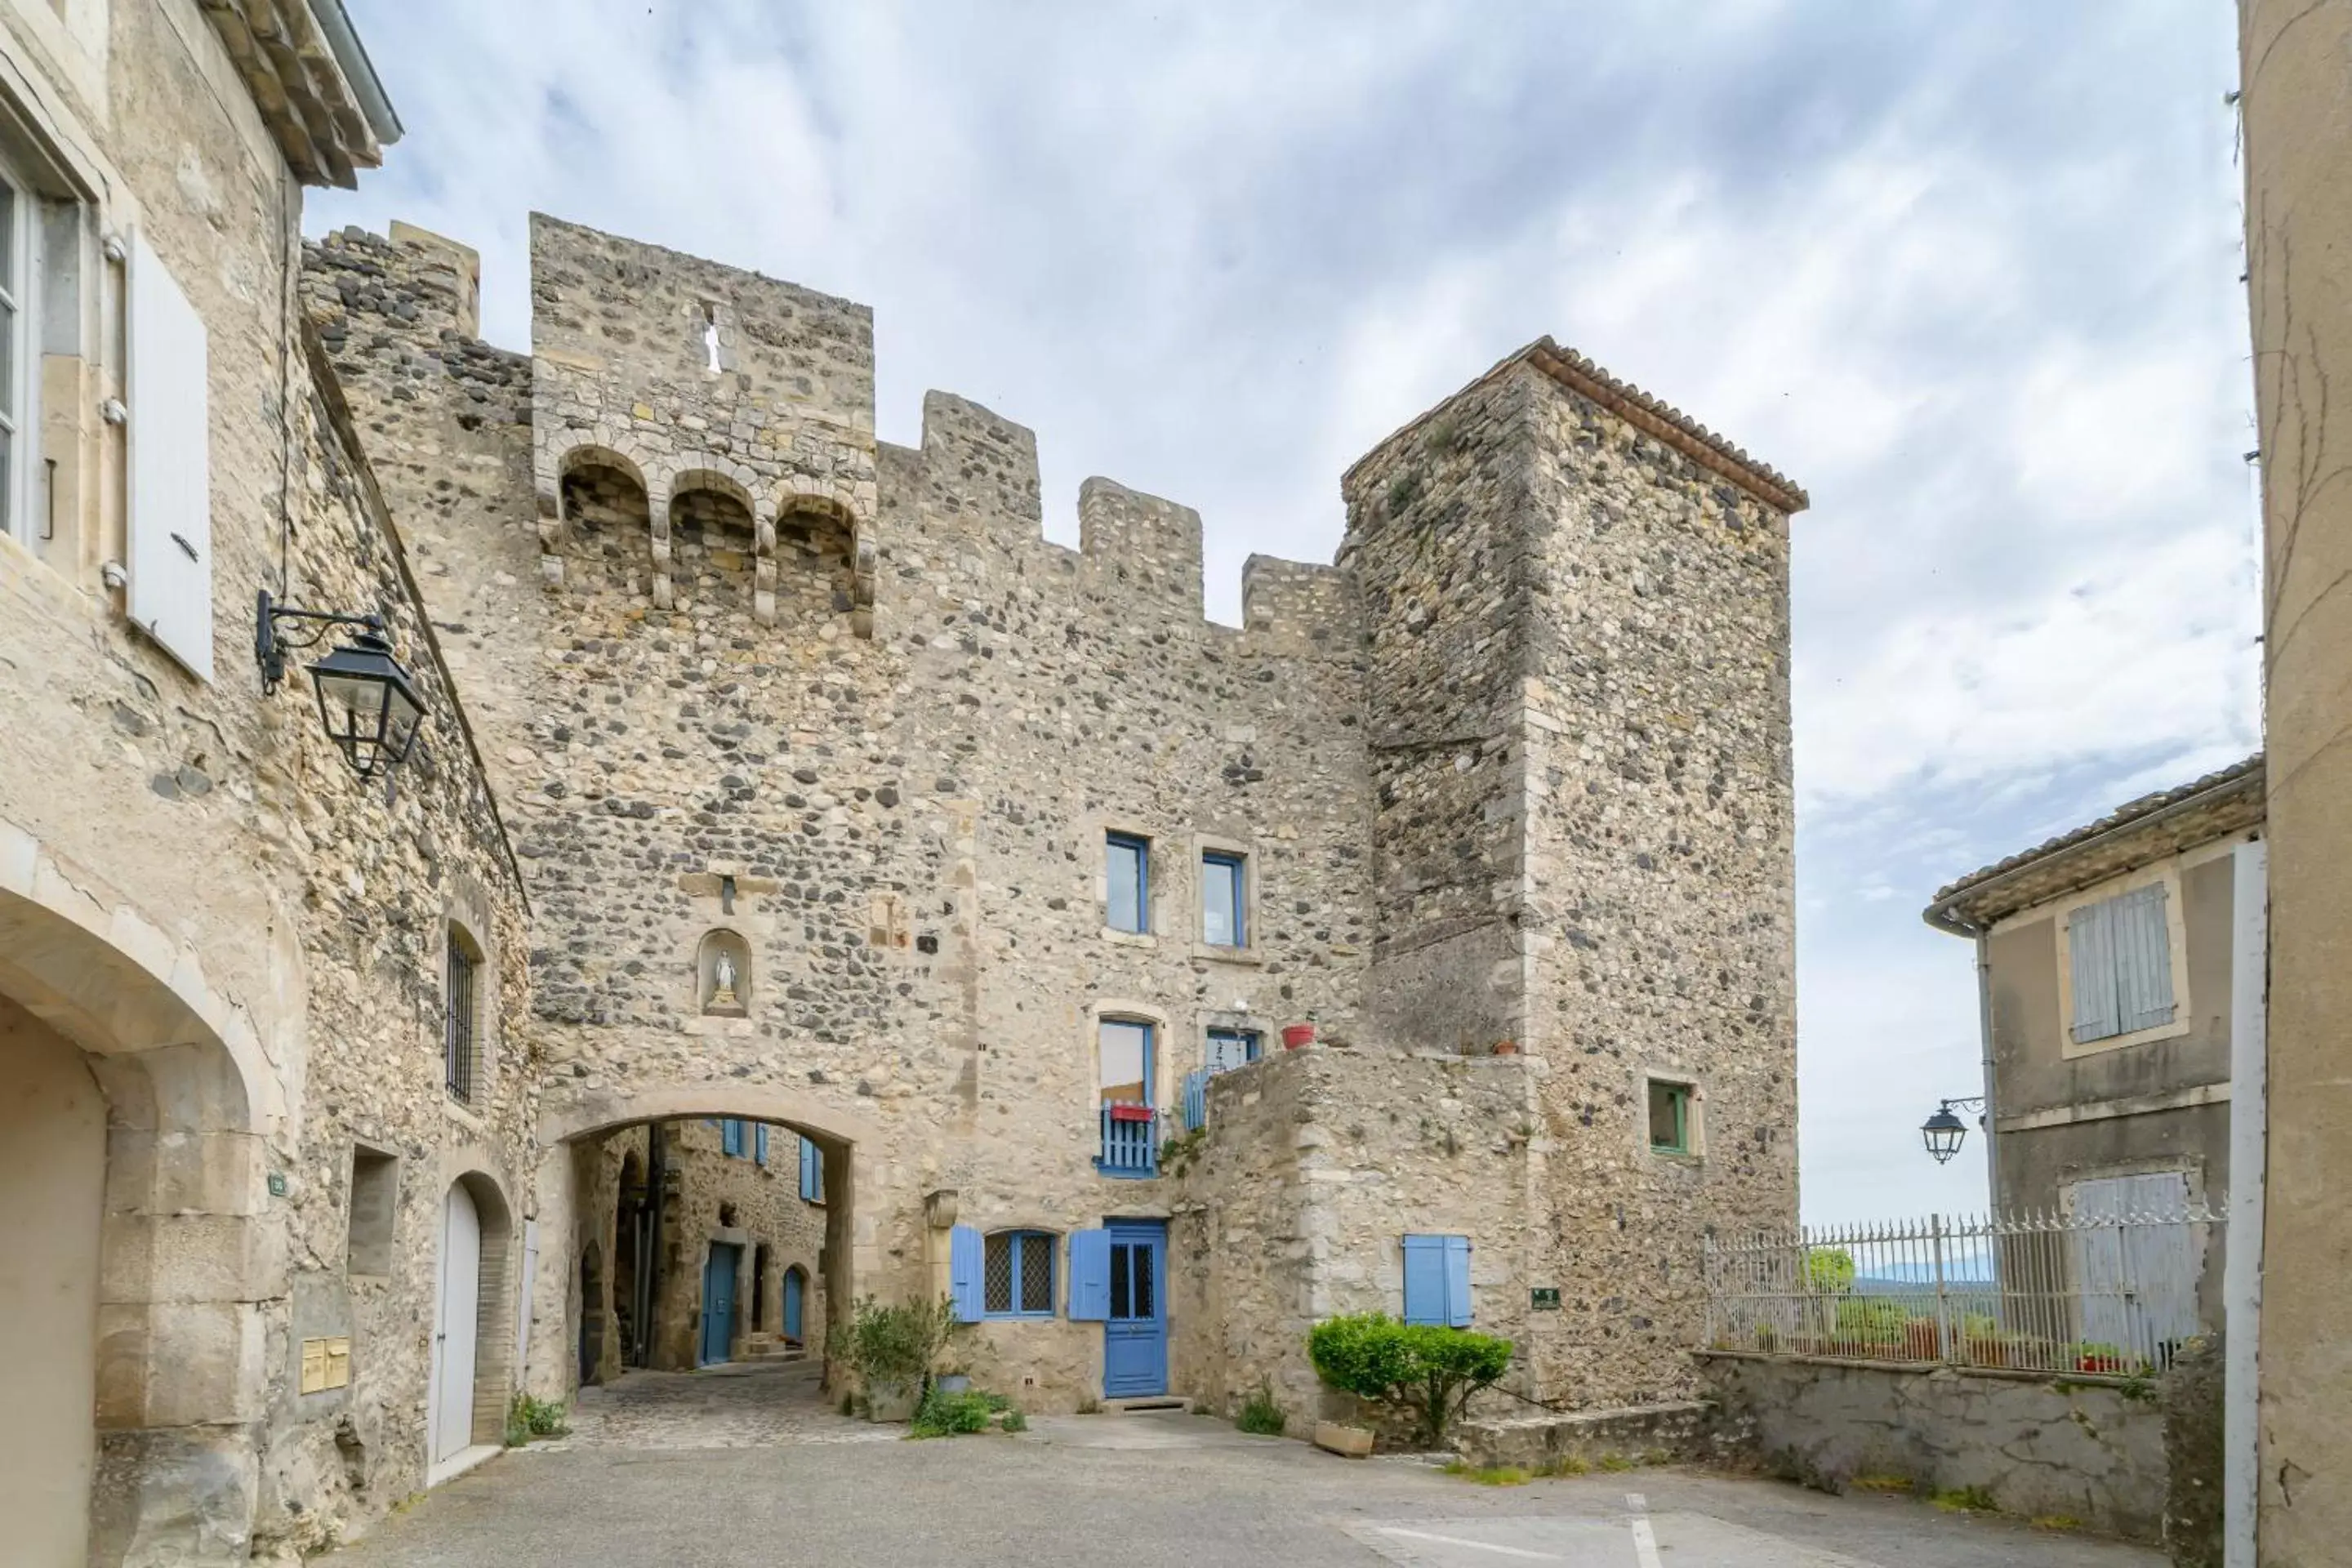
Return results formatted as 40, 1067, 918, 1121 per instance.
430, 1183, 482, 1463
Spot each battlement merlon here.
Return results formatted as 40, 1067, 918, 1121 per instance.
1339, 336, 1810, 527
1241, 556, 1358, 659
1077, 477, 1205, 621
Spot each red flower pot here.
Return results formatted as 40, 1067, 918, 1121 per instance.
1107, 1102, 1153, 1123
1281, 1024, 1316, 1050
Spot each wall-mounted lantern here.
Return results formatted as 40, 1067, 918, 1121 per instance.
1920, 1096, 1986, 1165
255, 589, 425, 782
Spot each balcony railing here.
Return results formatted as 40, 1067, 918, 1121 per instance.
1097, 1104, 1157, 1177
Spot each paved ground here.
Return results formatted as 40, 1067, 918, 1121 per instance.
337, 1362, 2166, 1567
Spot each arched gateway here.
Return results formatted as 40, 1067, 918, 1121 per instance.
523, 1085, 885, 1401
0, 831, 278, 1562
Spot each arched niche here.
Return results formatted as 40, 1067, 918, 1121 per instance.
697, 929, 751, 1018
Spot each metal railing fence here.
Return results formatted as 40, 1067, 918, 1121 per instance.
1703, 1205, 2221, 1378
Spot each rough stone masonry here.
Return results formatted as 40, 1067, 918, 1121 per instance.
299, 213, 1803, 1442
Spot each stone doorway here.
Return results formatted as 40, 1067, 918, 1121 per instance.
537, 1097, 858, 1406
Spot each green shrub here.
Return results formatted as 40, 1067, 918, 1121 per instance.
1000, 1406, 1029, 1433
503, 1392, 568, 1446
1804, 1248, 1858, 1294
843, 1295, 963, 1388
1306, 1313, 1513, 1449
1236, 1382, 1286, 1437
910, 1388, 995, 1438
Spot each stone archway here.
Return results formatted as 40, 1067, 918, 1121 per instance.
524, 1085, 885, 1404
0, 824, 276, 1566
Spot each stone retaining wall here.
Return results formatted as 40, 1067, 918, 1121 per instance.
1454, 1400, 1732, 1471
1699, 1351, 2172, 1542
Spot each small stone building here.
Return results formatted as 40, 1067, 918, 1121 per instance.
0, 2, 1805, 1561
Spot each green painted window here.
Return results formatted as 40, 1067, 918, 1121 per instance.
1647, 1080, 1692, 1154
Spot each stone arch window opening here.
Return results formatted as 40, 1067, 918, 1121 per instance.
669, 483, 757, 607
772, 501, 858, 618
699, 299, 722, 374
557, 452, 652, 549
443, 923, 483, 1104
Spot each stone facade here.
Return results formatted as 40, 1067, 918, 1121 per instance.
0, 2, 1811, 1558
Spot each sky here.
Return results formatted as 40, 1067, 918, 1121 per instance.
312, 2, 2261, 1227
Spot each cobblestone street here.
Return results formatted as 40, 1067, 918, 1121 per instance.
335, 1364, 2165, 1568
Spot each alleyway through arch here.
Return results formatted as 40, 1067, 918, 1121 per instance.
559, 1359, 890, 1450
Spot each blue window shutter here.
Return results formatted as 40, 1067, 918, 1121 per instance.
755, 1124, 769, 1165
2114, 884, 2177, 1032
800, 1139, 819, 1201
1402, 1235, 1447, 1325
949, 1225, 985, 1323
720, 1119, 739, 1157
1068, 1229, 1111, 1321
2069, 899, 2122, 1043
1443, 1235, 1473, 1327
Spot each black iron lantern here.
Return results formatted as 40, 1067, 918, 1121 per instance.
256, 589, 425, 782
1921, 1103, 1969, 1165
1919, 1095, 1985, 1165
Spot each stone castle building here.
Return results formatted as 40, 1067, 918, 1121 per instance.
0, 2, 1802, 1561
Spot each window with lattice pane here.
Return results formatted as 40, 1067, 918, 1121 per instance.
982, 1230, 1055, 1317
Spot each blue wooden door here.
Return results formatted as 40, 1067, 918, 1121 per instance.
700, 1245, 738, 1365
1102, 1220, 1167, 1396
782, 1267, 805, 1342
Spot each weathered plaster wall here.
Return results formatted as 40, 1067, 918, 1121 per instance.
1701, 1353, 2170, 1542
2238, 7, 2352, 1558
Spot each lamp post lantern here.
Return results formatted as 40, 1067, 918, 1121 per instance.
1920, 1096, 1987, 1165
256, 589, 425, 783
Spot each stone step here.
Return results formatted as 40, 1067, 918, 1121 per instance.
1099, 1394, 1192, 1414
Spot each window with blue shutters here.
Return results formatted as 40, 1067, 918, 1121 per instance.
799, 1138, 826, 1203
1107, 832, 1151, 933
1402, 1233, 1473, 1327
2069, 883, 2176, 1045
720, 1119, 745, 1157
982, 1230, 1057, 1317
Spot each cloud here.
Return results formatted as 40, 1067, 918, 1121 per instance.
314, 0, 2257, 1225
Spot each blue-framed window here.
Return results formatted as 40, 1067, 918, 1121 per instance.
755, 1123, 770, 1165
1098, 1018, 1153, 1108
984, 1230, 1057, 1317
1107, 832, 1151, 934
1202, 851, 1246, 947
800, 1138, 826, 1203
1205, 1027, 1259, 1075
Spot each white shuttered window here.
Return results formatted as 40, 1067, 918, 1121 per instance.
125, 231, 213, 681
2069, 883, 2176, 1044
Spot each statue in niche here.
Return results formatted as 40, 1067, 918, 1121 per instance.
699, 930, 751, 1017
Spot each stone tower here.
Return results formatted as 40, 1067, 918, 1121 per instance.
1344, 340, 1805, 1402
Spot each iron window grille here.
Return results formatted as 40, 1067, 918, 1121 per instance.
443, 929, 479, 1103
984, 1230, 1057, 1317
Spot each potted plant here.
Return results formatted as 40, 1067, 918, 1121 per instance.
843, 1295, 960, 1422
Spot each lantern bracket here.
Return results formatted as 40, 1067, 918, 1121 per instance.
256, 588, 385, 694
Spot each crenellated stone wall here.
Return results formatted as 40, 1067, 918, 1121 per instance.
300, 220, 1799, 1428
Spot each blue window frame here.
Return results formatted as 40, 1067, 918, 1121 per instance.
1205, 1027, 1259, 1076
1202, 852, 1245, 947
983, 1230, 1057, 1317
1107, 832, 1150, 934
1097, 1018, 1156, 1176
800, 1138, 826, 1203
